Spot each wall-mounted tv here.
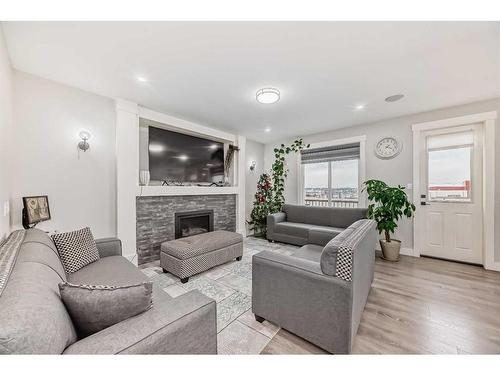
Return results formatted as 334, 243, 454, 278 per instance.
148, 126, 224, 184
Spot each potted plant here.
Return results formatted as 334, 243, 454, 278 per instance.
363, 179, 416, 261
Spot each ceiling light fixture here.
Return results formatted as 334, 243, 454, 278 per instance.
136, 76, 148, 83
354, 104, 366, 111
264, 127, 271, 132
256, 88, 280, 104
385, 94, 405, 103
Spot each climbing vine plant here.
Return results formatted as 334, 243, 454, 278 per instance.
248, 138, 309, 236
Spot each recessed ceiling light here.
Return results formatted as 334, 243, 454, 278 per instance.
265, 127, 271, 132
256, 88, 280, 104
385, 94, 405, 103
136, 76, 148, 83
354, 104, 366, 111
178, 155, 189, 161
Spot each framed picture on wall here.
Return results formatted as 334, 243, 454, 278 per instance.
22, 195, 51, 228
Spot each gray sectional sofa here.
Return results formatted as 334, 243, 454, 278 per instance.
267, 204, 368, 246
254, 212, 377, 354
0, 228, 217, 354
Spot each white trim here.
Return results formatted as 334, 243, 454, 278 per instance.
138, 106, 236, 143
137, 186, 239, 197
297, 135, 367, 207
412, 111, 497, 132
412, 111, 496, 271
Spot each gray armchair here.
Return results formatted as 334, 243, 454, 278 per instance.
253, 219, 377, 354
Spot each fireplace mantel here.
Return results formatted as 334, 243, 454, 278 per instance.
137, 185, 239, 197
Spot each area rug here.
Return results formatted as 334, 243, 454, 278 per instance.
140, 236, 298, 354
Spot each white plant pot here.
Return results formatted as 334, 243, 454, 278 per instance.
380, 239, 401, 262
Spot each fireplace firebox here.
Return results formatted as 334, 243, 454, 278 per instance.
175, 209, 214, 239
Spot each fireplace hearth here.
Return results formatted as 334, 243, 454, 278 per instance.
175, 209, 214, 239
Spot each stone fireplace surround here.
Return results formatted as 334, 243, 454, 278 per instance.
136, 194, 237, 265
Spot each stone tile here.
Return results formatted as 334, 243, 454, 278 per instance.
217, 320, 270, 355
182, 276, 236, 303
217, 292, 252, 332
237, 309, 280, 339
141, 267, 160, 278
223, 261, 252, 279
217, 273, 252, 296
202, 265, 232, 280
149, 273, 178, 288
163, 283, 188, 298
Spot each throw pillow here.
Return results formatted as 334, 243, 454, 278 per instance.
59, 281, 153, 338
51, 227, 100, 274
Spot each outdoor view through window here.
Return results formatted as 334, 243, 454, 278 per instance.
304, 159, 359, 207
427, 131, 472, 201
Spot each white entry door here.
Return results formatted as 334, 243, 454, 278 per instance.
417, 124, 483, 264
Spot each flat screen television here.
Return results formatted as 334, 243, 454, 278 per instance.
148, 126, 224, 184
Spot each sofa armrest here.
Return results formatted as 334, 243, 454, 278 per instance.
63, 290, 217, 354
266, 212, 286, 240
95, 237, 122, 258
252, 250, 352, 353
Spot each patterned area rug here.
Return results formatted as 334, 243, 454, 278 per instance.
140, 236, 299, 354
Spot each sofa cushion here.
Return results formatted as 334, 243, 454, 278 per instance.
308, 226, 343, 246
292, 244, 323, 262
274, 222, 316, 238
52, 227, 100, 274
69, 256, 149, 286
328, 208, 367, 229
0, 229, 78, 354
68, 255, 172, 303
283, 204, 307, 223
320, 227, 355, 276
59, 281, 153, 338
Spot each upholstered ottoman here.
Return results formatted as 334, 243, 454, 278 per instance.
161, 230, 243, 283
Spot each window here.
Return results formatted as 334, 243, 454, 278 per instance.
302, 143, 360, 208
427, 131, 472, 202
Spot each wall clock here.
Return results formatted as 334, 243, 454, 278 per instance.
375, 137, 401, 159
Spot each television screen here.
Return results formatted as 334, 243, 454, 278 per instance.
149, 126, 224, 183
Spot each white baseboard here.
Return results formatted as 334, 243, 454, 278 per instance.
485, 261, 500, 272
375, 243, 417, 258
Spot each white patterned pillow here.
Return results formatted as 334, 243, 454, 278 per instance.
51, 227, 100, 274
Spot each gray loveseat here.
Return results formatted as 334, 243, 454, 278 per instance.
0, 228, 217, 354
253, 219, 377, 354
267, 204, 367, 246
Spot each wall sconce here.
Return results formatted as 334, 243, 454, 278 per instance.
249, 160, 256, 171
78, 131, 91, 152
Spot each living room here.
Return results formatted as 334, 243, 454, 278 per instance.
1, 1, 500, 373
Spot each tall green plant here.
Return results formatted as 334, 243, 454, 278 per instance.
248, 139, 309, 235
270, 139, 309, 213
363, 179, 416, 242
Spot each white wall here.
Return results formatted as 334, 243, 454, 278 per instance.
245, 139, 265, 234
265, 98, 500, 260
11, 72, 117, 238
0, 25, 13, 241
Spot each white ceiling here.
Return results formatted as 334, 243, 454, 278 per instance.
3, 22, 500, 142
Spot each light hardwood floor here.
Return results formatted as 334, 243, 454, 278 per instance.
262, 253, 500, 354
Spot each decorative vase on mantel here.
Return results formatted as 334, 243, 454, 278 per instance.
139, 170, 150, 186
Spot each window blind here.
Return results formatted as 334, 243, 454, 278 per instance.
300, 142, 360, 164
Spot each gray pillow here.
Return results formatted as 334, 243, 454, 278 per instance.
52, 227, 100, 274
59, 281, 153, 338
